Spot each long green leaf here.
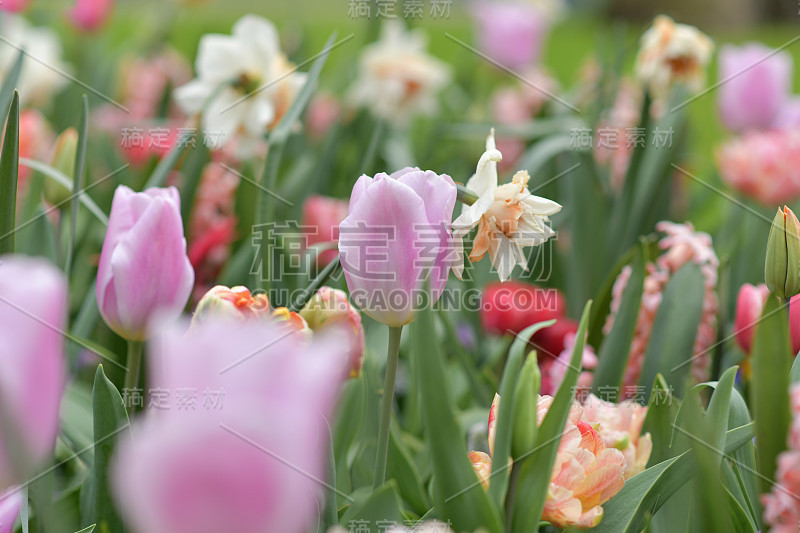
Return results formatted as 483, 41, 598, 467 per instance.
410, 292, 503, 533
339, 481, 404, 527
638, 262, 705, 398
511, 301, 592, 532
65, 95, 89, 278
489, 320, 555, 509
143, 135, 189, 189
592, 242, 646, 400
79, 365, 130, 533
641, 374, 680, 467
750, 294, 792, 495
0, 91, 20, 255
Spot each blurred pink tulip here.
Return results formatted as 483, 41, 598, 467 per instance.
339, 168, 457, 326
716, 128, 800, 206
302, 195, 348, 267
97, 186, 194, 341
734, 283, 800, 356
112, 318, 347, 533
471, 1, 548, 69
0, 0, 30, 12
307, 92, 341, 140
0, 256, 66, 490
67, 0, 114, 32
0, 489, 22, 533
718, 43, 792, 133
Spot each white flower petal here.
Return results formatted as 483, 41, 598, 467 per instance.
196, 34, 246, 83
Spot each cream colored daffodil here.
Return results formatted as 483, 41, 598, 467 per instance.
453, 129, 561, 282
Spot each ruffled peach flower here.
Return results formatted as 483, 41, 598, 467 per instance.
453, 129, 561, 282
469, 394, 626, 529
762, 384, 800, 532
634, 15, 713, 98
605, 221, 718, 393
715, 128, 800, 206
581, 394, 652, 478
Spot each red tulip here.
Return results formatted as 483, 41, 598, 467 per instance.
480, 281, 566, 336
734, 283, 800, 355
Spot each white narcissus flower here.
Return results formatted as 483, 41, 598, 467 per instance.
0, 15, 70, 106
348, 20, 450, 125
452, 129, 561, 282
173, 14, 306, 154
634, 15, 713, 99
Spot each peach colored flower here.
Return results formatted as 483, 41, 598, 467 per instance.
581, 394, 652, 478
605, 221, 718, 393
193, 285, 271, 323
469, 394, 625, 529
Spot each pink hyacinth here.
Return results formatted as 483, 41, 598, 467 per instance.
469, 394, 626, 529
112, 317, 347, 533
605, 222, 719, 394
716, 128, 800, 206
762, 384, 800, 532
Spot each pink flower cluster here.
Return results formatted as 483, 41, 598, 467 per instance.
716, 128, 800, 206
762, 384, 800, 532
605, 221, 719, 393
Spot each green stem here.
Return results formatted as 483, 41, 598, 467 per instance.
124, 340, 144, 393
319, 421, 338, 532
289, 255, 341, 313
456, 183, 478, 206
373, 325, 402, 490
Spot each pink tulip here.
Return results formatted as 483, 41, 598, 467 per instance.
112, 318, 346, 533
302, 195, 349, 267
734, 283, 800, 356
581, 394, 652, 479
0, 256, 66, 490
0, 0, 30, 12
339, 168, 457, 326
67, 0, 114, 32
97, 186, 194, 341
717, 43, 792, 133
0, 489, 22, 533
471, 1, 549, 70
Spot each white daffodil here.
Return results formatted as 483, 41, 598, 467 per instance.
635, 15, 713, 99
348, 20, 450, 125
453, 129, 561, 282
174, 14, 306, 154
0, 15, 69, 107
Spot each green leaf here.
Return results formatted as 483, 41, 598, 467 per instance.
75, 526, 96, 533
178, 142, 210, 223
592, 242, 646, 400
64, 95, 89, 278
339, 481, 405, 527
0, 91, 20, 255
143, 135, 189, 189
410, 293, 503, 533
641, 374, 680, 467
638, 262, 705, 398
80, 365, 130, 533
750, 294, 792, 494
489, 320, 555, 508
0, 51, 23, 120
511, 301, 592, 533
593, 422, 755, 533
387, 422, 429, 515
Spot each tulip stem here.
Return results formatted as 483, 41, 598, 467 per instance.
374, 325, 402, 490
124, 340, 144, 394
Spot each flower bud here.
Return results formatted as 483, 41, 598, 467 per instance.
43, 128, 77, 206
193, 285, 271, 324
299, 287, 365, 377
511, 353, 540, 458
270, 307, 312, 338
765, 206, 800, 299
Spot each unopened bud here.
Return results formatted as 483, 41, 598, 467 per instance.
765, 206, 800, 299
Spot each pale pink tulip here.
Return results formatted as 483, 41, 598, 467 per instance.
471, 2, 549, 69
97, 186, 194, 341
339, 168, 457, 326
0, 489, 22, 533
581, 394, 652, 478
0, 256, 66, 490
112, 318, 347, 533
717, 43, 792, 133
67, 0, 113, 32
